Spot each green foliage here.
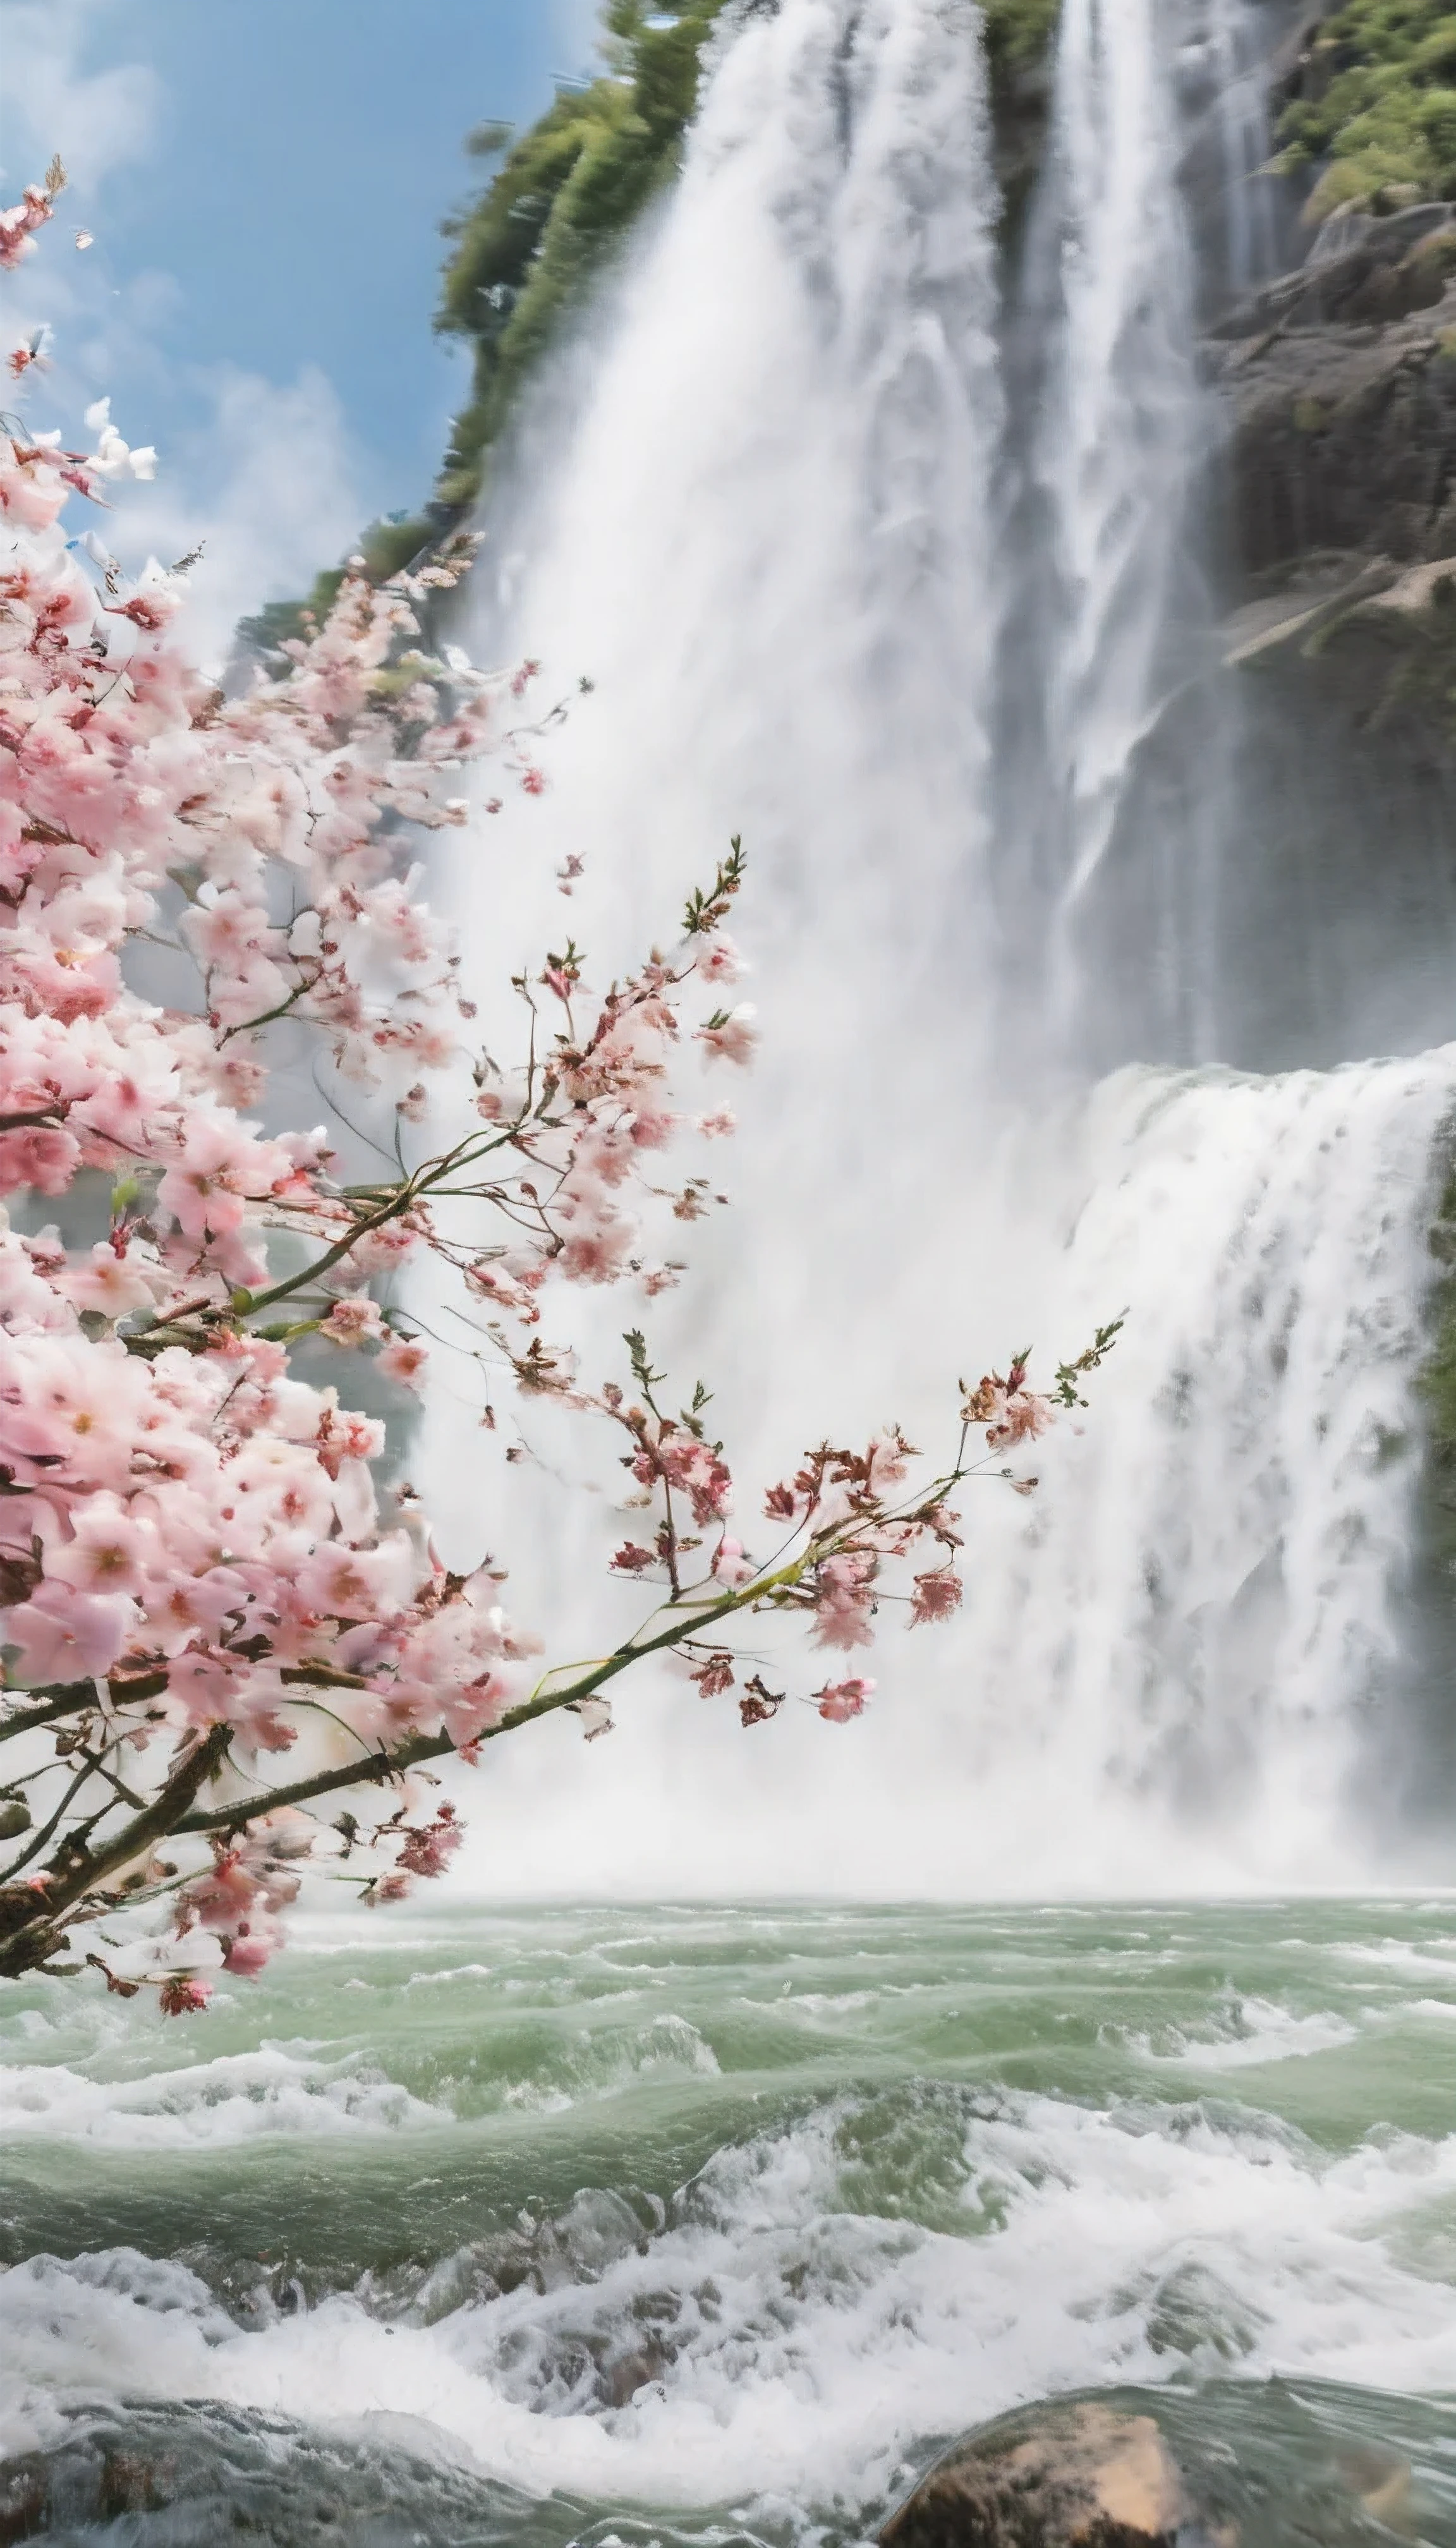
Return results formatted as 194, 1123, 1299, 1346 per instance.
234, 518, 439, 664
433, 0, 731, 516
1275, 0, 1456, 223
236, 569, 346, 667
1419, 1164, 1456, 1556
682, 834, 744, 937
981, 0, 1061, 89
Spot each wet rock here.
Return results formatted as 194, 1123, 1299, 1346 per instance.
878, 2400, 1225, 2548
1202, 197, 1456, 585
1210, 203, 1455, 337
1222, 547, 1456, 760
1212, 280, 1456, 574
0, 2455, 47, 2546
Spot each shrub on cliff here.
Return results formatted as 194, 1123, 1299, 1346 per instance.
1277, 0, 1456, 224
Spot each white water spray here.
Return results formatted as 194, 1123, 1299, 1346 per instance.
435, 0, 1456, 1893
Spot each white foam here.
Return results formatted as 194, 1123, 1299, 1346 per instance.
4, 2087, 1453, 2509
0, 2045, 443, 2149
0, 2006, 724, 2150
1335, 1941, 1456, 1981
1129, 1994, 1358, 2070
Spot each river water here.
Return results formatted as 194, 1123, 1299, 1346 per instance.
3, 1899, 1453, 2540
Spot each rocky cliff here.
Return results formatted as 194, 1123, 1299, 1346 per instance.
1200, 0, 1455, 758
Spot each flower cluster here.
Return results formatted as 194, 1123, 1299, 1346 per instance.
0, 157, 64, 274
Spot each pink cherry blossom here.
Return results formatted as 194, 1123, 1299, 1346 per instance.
0, 179, 59, 272
396, 1804, 463, 1879
816, 1677, 874, 1722
987, 1391, 1054, 1448
909, 1569, 963, 1627
3, 1577, 136, 1680
0, 1123, 80, 1196
320, 1295, 387, 1347
377, 1336, 428, 1390
44, 1491, 153, 1595
57, 1243, 157, 1318
221, 1921, 284, 1977
712, 1537, 755, 1587
698, 1007, 758, 1067
159, 1975, 213, 2017
811, 1553, 877, 1652
695, 935, 742, 986
157, 1117, 276, 1241
560, 1216, 633, 1285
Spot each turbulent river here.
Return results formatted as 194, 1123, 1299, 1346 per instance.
3, 1901, 1455, 2542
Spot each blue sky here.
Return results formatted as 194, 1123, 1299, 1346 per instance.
2, 0, 600, 655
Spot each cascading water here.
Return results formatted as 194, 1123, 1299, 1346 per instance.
1005, 0, 1204, 961
1192, 0, 1282, 300
430, 0, 1456, 1894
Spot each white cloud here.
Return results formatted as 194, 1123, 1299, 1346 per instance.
111, 363, 369, 672
4, 4, 370, 669
1, 1, 157, 195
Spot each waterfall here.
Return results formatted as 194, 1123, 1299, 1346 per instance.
1016, 0, 1203, 926
996, 0, 1235, 1069
1198, 0, 1280, 299
434, 0, 1456, 1894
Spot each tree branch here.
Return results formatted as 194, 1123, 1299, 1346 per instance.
171, 1575, 791, 1836
0, 1725, 231, 1979
0, 1673, 168, 1749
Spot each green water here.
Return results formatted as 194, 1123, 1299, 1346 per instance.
1, 1899, 1453, 2542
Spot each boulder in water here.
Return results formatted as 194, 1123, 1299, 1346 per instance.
878, 2400, 1224, 2548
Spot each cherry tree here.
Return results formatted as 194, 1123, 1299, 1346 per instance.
0, 169, 1115, 2008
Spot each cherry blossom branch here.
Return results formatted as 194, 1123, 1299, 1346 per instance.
0, 193, 1114, 2008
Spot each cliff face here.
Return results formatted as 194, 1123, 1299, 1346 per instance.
1206, 207, 1456, 781
1195, 0, 1456, 758
1211, 207, 1456, 573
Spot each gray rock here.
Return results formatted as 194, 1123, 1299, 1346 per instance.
1209, 205, 1455, 339
1211, 272, 1456, 573
1304, 202, 1378, 267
